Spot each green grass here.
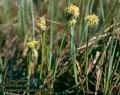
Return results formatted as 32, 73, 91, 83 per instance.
0, 0, 120, 95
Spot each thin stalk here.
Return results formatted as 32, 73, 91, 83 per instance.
85, 26, 89, 90
86, 0, 91, 15
54, 31, 67, 78
27, 49, 33, 95
48, 0, 54, 71
100, 0, 105, 22
90, 0, 95, 14
68, 0, 71, 5
70, 27, 78, 84
27, 1, 35, 94
105, 39, 117, 95
40, 32, 46, 80
30, 0, 35, 38
18, 0, 27, 39
58, 31, 67, 54
78, 0, 85, 47
50, 31, 67, 89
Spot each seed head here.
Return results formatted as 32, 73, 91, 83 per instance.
85, 14, 99, 27
37, 17, 46, 31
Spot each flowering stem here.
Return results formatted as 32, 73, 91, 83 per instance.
48, 0, 54, 71
86, 0, 90, 15
53, 31, 66, 78
70, 27, 78, 84
29, 0, 35, 39
27, 49, 33, 95
40, 32, 46, 80
85, 26, 90, 90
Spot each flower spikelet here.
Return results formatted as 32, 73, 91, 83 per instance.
26, 40, 38, 48
66, 4, 80, 19
85, 14, 99, 27
37, 17, 46, 31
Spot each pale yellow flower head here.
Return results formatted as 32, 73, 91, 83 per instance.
67, 4, 80, 18
37, 17, 46, 31
26, 40, 38, 48
85, 14, 99, 27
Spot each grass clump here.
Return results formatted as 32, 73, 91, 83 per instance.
0, 0, 120, 95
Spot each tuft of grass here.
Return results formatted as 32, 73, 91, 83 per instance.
0, 0, 120, 94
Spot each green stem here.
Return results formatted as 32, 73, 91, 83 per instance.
40, 32, 46, 80
86, 0, 91, 15
100, 0, 105, 22
48, 0, 54, 71
70, 27, 78, 84
30, 0, 35, 38
18, 0, 27, 39
85, 26, 89, 90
